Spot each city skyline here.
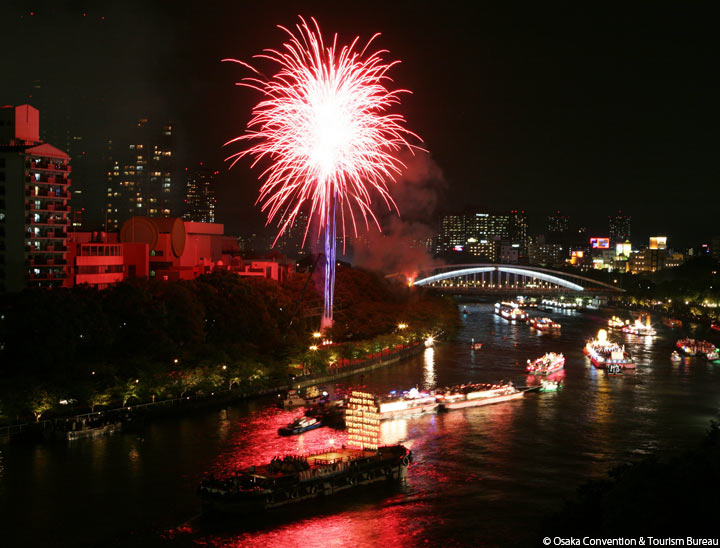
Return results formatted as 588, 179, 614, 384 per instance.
0, 2, 717, 247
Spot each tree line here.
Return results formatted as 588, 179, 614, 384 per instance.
0, 266, 459, 423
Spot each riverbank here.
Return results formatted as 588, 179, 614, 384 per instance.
0, 340, 430, 444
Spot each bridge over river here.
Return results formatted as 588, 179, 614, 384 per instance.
389, 264, 623, 297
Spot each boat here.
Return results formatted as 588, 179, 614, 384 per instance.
279, 387, 326, 409
584, 329, 636, 369
435, 381, 524, 410
278, 416, 323, 436
676, 338, 716, 357
198, 444, 412, 513
470, 338, 483, 350
377, 388, 438, 420
711, 324, 720, 332
608, 316, 625, 329
526, 352, 565, 375
670, 351, 682, 364
530, 317, 561, 331
494, 302, 528, 323
663, 318, 683, 328
621, 319, 656, 337
706, 350, 720, 361
539, 379, 562, 392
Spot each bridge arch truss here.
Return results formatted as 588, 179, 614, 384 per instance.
407, 264, 622, 295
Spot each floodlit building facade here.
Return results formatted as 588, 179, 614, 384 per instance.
0, 105, 72, 291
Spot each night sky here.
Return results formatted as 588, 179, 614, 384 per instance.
1, 1, 717, 247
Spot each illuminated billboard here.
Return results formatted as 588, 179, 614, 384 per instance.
616, 241, 631, 258
649, 236, 667, 250
590, 237, 610, 249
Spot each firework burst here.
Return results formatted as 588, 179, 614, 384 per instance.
225, 16, 420, 326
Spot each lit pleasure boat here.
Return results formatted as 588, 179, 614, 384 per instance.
676, 338, 716, 357
670, 351, 682, 364
584, 329, 636, 369
435, 382, 523, 410
526, 352, 565, 375
608, 316, 625, 329
377, 388, 438, 420
494, 302, 528, 323
621, 318, 656, 337
529, 317, 561, 331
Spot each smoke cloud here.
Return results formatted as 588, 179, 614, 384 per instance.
352, 151, 447, 278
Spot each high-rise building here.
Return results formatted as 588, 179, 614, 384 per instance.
527, 235, 565, 267
437, 210, 519, 260
0, 105, 71, 291
545, 210, 571, 247
609, 211, 631, 244
465, 211, 509, 260
106, 118, 174, 230
509, 209, 528, 251
436, 214, 467, 254
546, 210, 569, 234
183, 165, 216, 224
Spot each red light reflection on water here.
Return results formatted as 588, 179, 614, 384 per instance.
197, 500, 431, 548
209, 407, 348, 475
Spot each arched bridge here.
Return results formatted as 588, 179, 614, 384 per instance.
389, 264, 623, 296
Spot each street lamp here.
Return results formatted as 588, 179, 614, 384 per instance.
309, 345, 318, 351
312, 332, 322, 339
398, 323, 408, 330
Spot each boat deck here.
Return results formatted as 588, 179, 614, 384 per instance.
307, 448, 374, 465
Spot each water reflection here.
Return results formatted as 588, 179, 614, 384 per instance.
423, 347, 436, 389
381, 418, 409, 445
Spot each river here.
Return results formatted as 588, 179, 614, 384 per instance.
2, 304, 719, 547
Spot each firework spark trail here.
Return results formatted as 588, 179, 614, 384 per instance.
225, 16, 421, 327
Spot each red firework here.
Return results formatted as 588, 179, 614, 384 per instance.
224, 16, 421, 243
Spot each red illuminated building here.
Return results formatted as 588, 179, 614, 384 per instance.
64, 218, 294, 289
66, 231, 149, 289
0, 105, 72, 291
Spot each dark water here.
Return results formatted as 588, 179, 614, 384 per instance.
3, 304, 720, 548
